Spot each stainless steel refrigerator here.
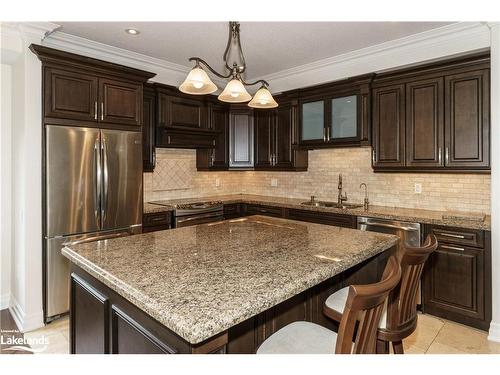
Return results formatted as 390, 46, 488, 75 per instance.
44, 125, 143, 321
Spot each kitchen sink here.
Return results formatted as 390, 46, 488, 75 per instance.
300, 201, 364, 209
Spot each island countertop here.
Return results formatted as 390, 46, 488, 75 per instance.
62, 215, 398, 345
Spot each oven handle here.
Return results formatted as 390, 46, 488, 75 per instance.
361, 220, 418, 232
176, 212, 224, 224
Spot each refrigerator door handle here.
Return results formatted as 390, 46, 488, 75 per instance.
65, 230, 132, 246
94, 136, 102, 228
101, 134, 109, 223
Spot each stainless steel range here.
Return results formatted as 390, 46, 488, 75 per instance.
150, 200, 224, 228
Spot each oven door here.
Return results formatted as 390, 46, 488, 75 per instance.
175, 212, 224, 228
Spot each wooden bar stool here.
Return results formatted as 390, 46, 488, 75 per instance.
323, 234, 438, 354
256, 256, 401, 354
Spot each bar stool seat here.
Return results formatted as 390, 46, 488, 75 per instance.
256, 321, 337, 354
325, 287, 387, 329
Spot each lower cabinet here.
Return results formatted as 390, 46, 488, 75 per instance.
244, 204, 285, 218
422, 225, 491, 330
223, 203, 242, 219
287, 208, 357, 228
143, 211, 172, 233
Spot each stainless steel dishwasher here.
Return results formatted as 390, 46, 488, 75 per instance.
357, 216, 422, 303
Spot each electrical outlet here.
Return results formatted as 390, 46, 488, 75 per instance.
271, 178, 278, 187
215, 178, 220, 188
414, 183, 422, 194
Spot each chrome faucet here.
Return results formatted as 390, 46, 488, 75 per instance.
360, 183, 369, 210
337, 174, 348, 205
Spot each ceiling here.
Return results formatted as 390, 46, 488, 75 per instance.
55, 22, 454, 80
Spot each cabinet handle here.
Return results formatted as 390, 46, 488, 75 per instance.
445, 147, 449, 165
327, 127, 330, 142
100, 102, 104, 121
372, 149, 376, 164
273, 154, 276, 166
94, 101, 98, 120
323, 128, 326, 142
167, 135, 171, 144
436, 232, 466, 239
438, 147, 442, 164
441, 245, 465, 252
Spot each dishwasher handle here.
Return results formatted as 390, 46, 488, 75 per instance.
361, 219, 419, 232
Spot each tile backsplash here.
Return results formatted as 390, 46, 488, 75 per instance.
144, 147, 491, 214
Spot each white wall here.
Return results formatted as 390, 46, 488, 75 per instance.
0, 63, 13, 309
488, 23, 500, 343
0, 22, 57, 332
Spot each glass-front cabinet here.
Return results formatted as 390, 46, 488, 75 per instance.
300, 93, 361, 147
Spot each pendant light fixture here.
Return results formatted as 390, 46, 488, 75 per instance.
179, 22, 278, 109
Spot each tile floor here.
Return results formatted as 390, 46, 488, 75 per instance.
18, 313, 500, 354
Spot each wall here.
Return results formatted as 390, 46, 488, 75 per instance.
144, 147, 491, 214
1, 63, 13, 309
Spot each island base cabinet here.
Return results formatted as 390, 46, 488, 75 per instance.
70, 248, 394, 354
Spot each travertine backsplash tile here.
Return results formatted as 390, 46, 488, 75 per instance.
144, 147, 490, 214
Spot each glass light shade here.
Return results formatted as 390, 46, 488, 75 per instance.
218, 79, 252, 103
248, 86, 278, 108
179, 67, 217, 95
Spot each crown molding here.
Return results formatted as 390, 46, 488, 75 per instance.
258, 22, 491, 93
42, 30, 228, 88
40, 22, 490, 92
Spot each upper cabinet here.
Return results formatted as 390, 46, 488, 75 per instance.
143, 84, 156, 172
372, 54, 490, 172
254, 98, 307, 171
31, 44, 155, 130
196, 103, 230, 170
298, 76, 372, 149
155, 86, 217, 149
229, 108, 254, 168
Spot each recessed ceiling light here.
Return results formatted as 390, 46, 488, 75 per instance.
125, 28, 140, 35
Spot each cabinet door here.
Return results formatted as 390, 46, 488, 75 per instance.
254, 110, 274, 168
300, 99, 325, 144
406, 77, 444, 168
444, 69, 490, 169
209, 104, 229, 169
100, 78, 142, 126
229, 110, 254, 168
372, 84, 406, 168
158, 93, 207, 129
142, 86, 156, 172
329, 95, 359, 143
274, 105, 294, 168
71, 273, 109, 354
423, 243, 484, 321
44, 67, 98, 122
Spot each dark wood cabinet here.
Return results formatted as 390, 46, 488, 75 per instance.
244, 204, 284, 218
142, 211, 172, 233
372, 84, 406, 168
287, 209, 357, 228
444, 69, 490, 169
99, 78, 142, 127
254, 101, 307, 171
406, 77, 444, 168
33, 44, 155, 130
372, 54, 490, 172
297, 76, 373, 149
44, 67, 99, 122
142, 84, 156, 172
196, 103, 230, 170
223, 203, 242, 219
422, 225, 491, 330
157, 93, 207, 130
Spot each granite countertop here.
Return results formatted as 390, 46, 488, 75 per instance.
143, 202, 175, 214
148, 194, 491, 231
62, 215, 398, 344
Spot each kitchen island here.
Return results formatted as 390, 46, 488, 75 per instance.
62, 215, 398, 354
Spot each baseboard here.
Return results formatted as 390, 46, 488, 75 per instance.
488, 322, 500, 343
8, 296, 44, 333
0, 292, 11, 310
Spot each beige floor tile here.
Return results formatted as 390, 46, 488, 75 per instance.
403, 313, 445, 352
401, 345, 426, 354
432, 321, 500, 354
426, 342, 467, 354
24, 317, 70, 354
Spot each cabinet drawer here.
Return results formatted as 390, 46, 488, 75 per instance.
287, 209, 356, 228
431, 226, 484, 248
143, 212, 171, 227
245, 204, 284, 218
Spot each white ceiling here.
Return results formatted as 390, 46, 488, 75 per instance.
55, 22, 454, 80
